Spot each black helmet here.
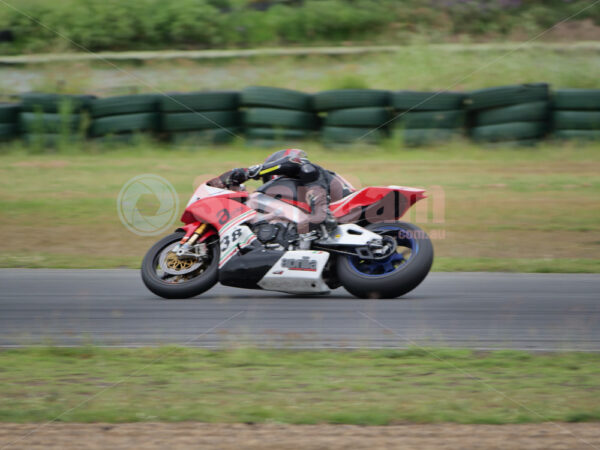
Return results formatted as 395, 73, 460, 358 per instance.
264, 148, 307, 166
262, 149, 308, 182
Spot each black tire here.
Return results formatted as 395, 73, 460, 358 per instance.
322, 126, 386, 144
401, 110, 465, 129
313, 89, 390, 112
162, 111, 240, 132
336, 222, 433, 299
471, 121, 546, 142
0, 103, 20, 122
465, 83, 549, 111
20, 93, 95, 113
475, 101, 549, 126
554, 130, 600, 141
90, 112, 158, 136
552, 110, 600, 130
170, 127, 240, 145
553, 89, 600, 111
20, 112, 81, 133
241, 86, 312, 111
245, 127, 313, 140
0, 123, 18, 139
391, 91, 465, 111
160, 91, 240, 113
243, 108, 318, 129
324, 107, 390, 127
90, 95, 159, 118
395, 128, 459, 146
141, 231, 219, 299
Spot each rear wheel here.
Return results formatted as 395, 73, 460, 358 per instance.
141, 231, 218, 299
336, 222, 433, 299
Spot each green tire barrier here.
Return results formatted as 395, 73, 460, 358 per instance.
170, 128, 240, 145
20, 113, 82, 133
553, 110, 600, 130
0, 104, 20, 122
243, 108, 318, 129
554, 130, 600, 141
92, 133, 153, 146
2, 84, 598, 147
160, 91, 240, 113
20, 93, 95, 113
91, 95, 159, 118
0, 123, 18, 140
241, 86, 312, 111
23, 133, 81, 146
392, 91, 465, 111
245, 127, 313, 140
90, 112, 158, 137
313, 89, 390, 111
244, 139, 298, 148
465, 83, 549, 111
162, 111, 240, 132
553, 89, 600, 111
401, 110, 465, 129
475, 101, 549, 127
322, 126, 386, 144
324, 107, 390, 127
397, 128, 460, 146
471, 121, 546, 142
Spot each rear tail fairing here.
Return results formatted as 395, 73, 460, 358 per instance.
331, 186, 426, 225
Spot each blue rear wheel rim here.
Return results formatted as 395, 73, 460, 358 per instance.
349, 225, 418, 277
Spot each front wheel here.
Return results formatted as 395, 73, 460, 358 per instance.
141, 231, 219, 299
336, 222, 433, 299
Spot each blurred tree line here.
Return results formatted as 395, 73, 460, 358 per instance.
0, 0, 597, 54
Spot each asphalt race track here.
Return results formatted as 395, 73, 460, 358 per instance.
1, 270, 599, 351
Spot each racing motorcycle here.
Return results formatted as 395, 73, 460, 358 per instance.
141, 167, 434, 299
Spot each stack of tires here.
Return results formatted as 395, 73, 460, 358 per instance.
241, 86, 316, 146
466, 83, 550, 146
314, 89, 390, 145
390, 91, 466, 146
160, 91, 240, 145
19, 93, 94, 146
552, 89, 600, 141
0, 103, 20, 143
90, 94, 159, 143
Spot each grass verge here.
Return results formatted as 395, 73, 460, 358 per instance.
1, 347, 600, 424
2, 46, 600, 95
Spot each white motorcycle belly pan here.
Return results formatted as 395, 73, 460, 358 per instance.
258, 250, 330, 294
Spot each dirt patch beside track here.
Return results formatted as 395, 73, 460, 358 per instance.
1, 423, 599, 449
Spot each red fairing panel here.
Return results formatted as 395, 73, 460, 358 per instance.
181, 195, 252, 230
330, 186, 426, 220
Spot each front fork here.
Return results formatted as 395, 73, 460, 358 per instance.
173, 222, 209, 259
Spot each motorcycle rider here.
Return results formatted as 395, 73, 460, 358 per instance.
207, 149, 346, 235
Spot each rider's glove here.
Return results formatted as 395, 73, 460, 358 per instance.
229, 168, 249, 186
247, 164, 263, 179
